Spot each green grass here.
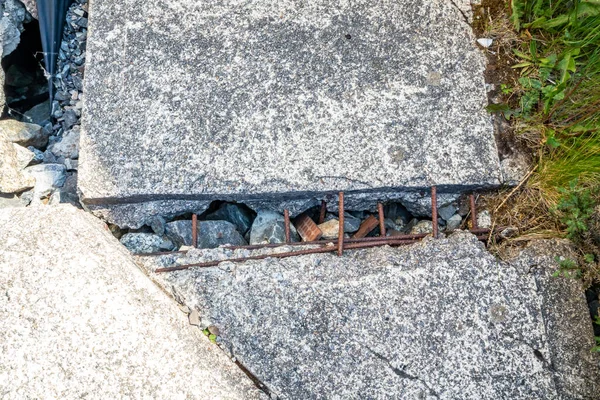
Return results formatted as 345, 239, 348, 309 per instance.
492, 0, 600, 281
508, 0, 600, 204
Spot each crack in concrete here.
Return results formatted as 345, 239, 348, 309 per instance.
449, 0, 470, 25
365, 345, 439, 398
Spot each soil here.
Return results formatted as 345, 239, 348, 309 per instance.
471, 0, 533, 163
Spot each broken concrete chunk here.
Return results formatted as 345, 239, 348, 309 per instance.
119, 232, 175, 254
0, 205, 262, 399
79, 0, 501, 219
139, 234, 600, 399
410, 220, 433, 234
477, 210, 492, 229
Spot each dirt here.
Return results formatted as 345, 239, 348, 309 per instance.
471, 0, 533, 164
472, 0, 521, 95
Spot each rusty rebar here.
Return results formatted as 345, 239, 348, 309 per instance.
338, 192, 344, 256
431, 186, 438, 239
284, 209, 291, 243
318, 200, 327, 224
469, 194, 478, 229
156, 238, 437, 273
141, 230, 498, 258
138, 227, 508, 257
377, 202, 386, 237
192, 214, 198, 248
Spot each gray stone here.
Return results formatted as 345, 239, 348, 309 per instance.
23, 163, 66, 199
205, 203, 254, 235
139, 234, 600, 399
438, 203, 458, 222
446, 214, 463, 231
148, 215, 166, 236
61, 109, 78, 130
79, 0, 501, 215
477, 209, 492, 229
410, 220, 433, 234
0, 0, 29, 58
165, 220, 247, 249
250, 210, 299, 244
0, 132, 35, 193
18, 0, 36, 19
49, 126, 80, 159
341, 212, 361, 233
0, 119, 47, 148
0, 205, 263, 399
120, 232, 175, 254
27, 146, 44, 165
5, 63, 33, 86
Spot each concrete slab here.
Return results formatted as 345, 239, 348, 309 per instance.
80, 0, 502, 225
0, 205, 263, 399
139, 234, 600, 399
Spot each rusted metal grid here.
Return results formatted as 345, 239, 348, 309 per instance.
145, 187, 499, 273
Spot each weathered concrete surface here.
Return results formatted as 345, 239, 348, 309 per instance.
139, 234, 600, 399
80, 0, 501, 225
0, 205, 263, 399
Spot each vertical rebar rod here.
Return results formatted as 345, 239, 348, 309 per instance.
318, 200, 327, 224
377, 202, 386, 237
338, 192, 344, 256
431, 186, 438, 239
284, 209, 291, 243
192, 214, 198, 248
469, 194, 478, 229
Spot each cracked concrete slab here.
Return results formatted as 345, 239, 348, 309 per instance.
0, 205, 263, 399
80, 0, 502, 225
138, 233, 600, 399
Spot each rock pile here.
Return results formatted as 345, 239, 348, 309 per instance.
119, 199, 472, 254
0, 0, 86, 208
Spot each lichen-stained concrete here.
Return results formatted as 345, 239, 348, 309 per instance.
139, 234, 600, 399
0, 205, 263, 399
79, 0, 502, 222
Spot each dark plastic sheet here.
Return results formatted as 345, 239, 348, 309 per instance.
36, 0, 73, 99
